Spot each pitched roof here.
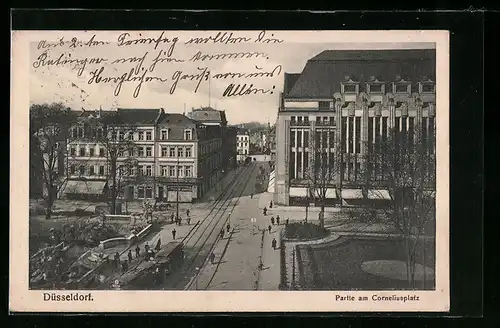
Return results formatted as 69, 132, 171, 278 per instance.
187, 107, 227, 124
116, 108, 162, 124
157, 113, 199, 126
286, 49, 436, 99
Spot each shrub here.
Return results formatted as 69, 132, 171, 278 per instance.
285, 222, 329, 240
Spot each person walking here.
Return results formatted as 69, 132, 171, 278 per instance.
276, 216, 280, 226
170, 213, 175, 224
251, 193, 253, 199
187, 217, 191, 225
114, 252, 120, 270
135, 245, 140, 258
210, 252, 216, 264
226, 223, 231, 233
220, 229, 225, 239
127, 250, 133, 262
268, 225, 272, 234
269, 200, 273, 209
186, 209, 190, 217
286, 218, 289, 226
145, 243, 150, 252
155, 238, 162, 251
263, 207, 267, 216
272, 237, 277, 250
172, 229, 176, 240
271, 216, 275, 225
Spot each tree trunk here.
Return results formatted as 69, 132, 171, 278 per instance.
110, 161, 117, 215
319, 205, 325, 229
44, 187, 54, 220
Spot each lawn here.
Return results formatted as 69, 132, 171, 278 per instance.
297, 235, 436, 290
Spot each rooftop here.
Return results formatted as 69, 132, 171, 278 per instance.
285, 49, 436, 99
187, 107, 227, 124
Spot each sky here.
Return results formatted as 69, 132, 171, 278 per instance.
29, 30, 435, 124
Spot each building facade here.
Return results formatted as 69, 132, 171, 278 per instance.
274, 49, 436, 206
63, 108, 224, 203
236, 129, 250, 162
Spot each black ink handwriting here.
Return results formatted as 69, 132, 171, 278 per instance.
212, 65, 282, 80
87, 66, 168, 98
170, 67, 210, 95
111, 52, 149, 75
222, 84, 276, 97
254, 30, 284, 44
32, 52, 107, 76
185, 32, 252, 45
190, 50, 268, 62
148, 49, 184, 72
37, 38, 66, 50
117, 32, 179, 53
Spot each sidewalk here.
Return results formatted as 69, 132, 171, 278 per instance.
257, 226, 282, 290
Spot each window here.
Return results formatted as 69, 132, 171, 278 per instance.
395, 84, 410, 93
96, 128, 103, 139
289, 150, 296, 179
89, 166, 95, 175
369, 84, 383, 93
341, 117, 347, 153
177, 147, 184, 157
297, 116, 303, 124
146, 131, 152, 141
185, 166, 192, 177
145, 165, 152, 176
89, 147, 95, 157
343, 84, 357, 93
161, 147, 168, 157
138, 187, 145, 199
184, 129, 192, 140
127, 131, 133, 140
304, 131, 309, 148
169, 166, 176, 177
185, 147, 192, 157
161, 166, 168, 176
304, 116, 309, 124
348, 117, 354, 153
291, 116, 296, 123
145, 187, 153, 198
138, 147, 144, 157
79, 165, 85, 175
319, 101, 330, 111
71, 128, 77, 139
70, 164, 76, 174
70, 147, 76, 156
169, 147, 176, 157
146, 146, 152, 157
177, 166, 183, 177
138, 132, 144, 140
99, 165, 105, 175
118, 131, 124, 141
244, 149, 248, 155
297, 130, 302, 147
99, 148, 105, 157
422, 83, 435, 93
111, 131, 117, 140
355, 117, 361, 154
78, 128, 83, 138
79, 147, 85, 157
161, 129, 168, 140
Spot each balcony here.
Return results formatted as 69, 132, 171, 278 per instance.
290, 120, 310, 127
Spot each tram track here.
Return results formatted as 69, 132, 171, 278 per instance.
164, 163, 257, 290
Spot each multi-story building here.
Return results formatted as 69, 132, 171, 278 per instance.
274, 49, 436, 206
62, 108, 224, 203
236, 129, 250, 162
187, 106, 236, 171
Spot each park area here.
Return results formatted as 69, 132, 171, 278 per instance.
295, 235, 436, 290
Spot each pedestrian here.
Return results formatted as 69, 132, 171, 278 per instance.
145, 243, 150, 252
269, 200, 273, 209
251, 193, 253, 199
114, 252, 120, 269
135, 245, 140, 258
220, 229, 225, 239
226, 223, 230, 233
276, 216, 280, 225
268, 225, 272, 234
127, 250, 133, 262
178, 217, 182, 226
263, 207, 267, 216
155, 238, 162, 251
172, 229, 176, 240
187, 217, 191, 225
271, 216, 275, 225
272, 237, 277, 250
286, 218, 289, 225
170, 213, 175, 223
186, 209, 190, 217
210, 252, 216, 264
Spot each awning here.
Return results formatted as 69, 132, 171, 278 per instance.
368, 189, 391, 200
289, 187, 308, 197
341, 189, 364, 200
64, 180, 107, 195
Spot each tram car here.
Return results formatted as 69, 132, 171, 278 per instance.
105, 241, 184, 290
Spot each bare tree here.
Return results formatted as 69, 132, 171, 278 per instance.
84, 112, 138, 214
30, 103, 75, 220
365, 124, 436, 288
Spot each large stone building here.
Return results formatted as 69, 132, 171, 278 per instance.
62, 108, 224, 203
187, 106, 236, 171
274, 49, 436, 206
236, 129, 250, 162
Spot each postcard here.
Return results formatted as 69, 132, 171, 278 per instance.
10, 29, 449, 312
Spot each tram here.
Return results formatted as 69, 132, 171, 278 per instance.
103, 241, 184, 290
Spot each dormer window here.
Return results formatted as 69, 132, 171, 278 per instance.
184, 129, 192, 140
393, 80, 411, 94
341, 76, 359, 94
419, 80, 435, 93
161, 129, 169, 140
